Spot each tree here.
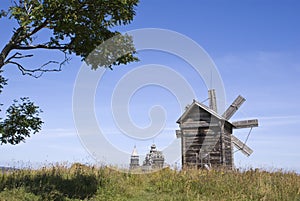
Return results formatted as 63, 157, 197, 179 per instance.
0, 0, 139, 145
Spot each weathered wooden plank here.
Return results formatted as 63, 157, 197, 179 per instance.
184, 107, 201, 120
208, 89, 218, 112
231, 135, 253, 156
182, 127, 220, 136
176, 130, 182, 138
183, 133, 220, 138
185, 110, 215, 122
180, 122, 219, 128
184, 143, 219, 149
223, 135, 232, 140
222, 95, 246, 120
182, 130, 220, 136
181, 122, 210, 128
184, 138, 220, 144
232, 119, 258, 129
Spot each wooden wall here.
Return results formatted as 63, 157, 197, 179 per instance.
179, 105, 233, 169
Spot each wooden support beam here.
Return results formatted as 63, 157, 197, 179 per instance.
220, 125, 226, 166
222, 95, 246, 120
232, 119, 258, 129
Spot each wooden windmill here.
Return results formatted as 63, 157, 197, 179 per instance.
176, 89, 258, 169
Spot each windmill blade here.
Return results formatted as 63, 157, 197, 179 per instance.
208, 89, 217, 112
222, 95, 246, 120
231, 135, 253, 156
232, 119, 258, 129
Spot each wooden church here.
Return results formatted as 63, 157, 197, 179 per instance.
176, 89, 258, 169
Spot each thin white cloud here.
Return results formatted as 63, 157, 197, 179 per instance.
256, 115, 300, 127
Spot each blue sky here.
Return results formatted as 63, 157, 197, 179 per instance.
1, 1, 300, 172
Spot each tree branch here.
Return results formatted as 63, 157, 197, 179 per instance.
0, 27, 25, 68
0, 18, 49, 68
14, 44, 67, 50
4, 52, 33, 64
6, 52, 70, 78
16, 20, 49, 44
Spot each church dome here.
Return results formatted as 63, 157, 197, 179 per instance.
151, 144, 156, 150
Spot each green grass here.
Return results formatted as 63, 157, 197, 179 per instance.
0, 164, 299, 201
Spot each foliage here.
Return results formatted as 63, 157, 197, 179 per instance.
0, 97, 43, 145
0, 165, 299, 201
0, 0, 139, 145
0, 0, 139, 73
0, 69, 43, 145
0, 70, 7, 94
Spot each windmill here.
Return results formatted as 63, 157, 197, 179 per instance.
176, 89, 258, 169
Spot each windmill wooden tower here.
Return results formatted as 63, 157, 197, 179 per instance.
176, 89, 258, 169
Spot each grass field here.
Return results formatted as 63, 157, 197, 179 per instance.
0, 164, 299, 201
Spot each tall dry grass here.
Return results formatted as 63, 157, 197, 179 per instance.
0, 164, 299, 201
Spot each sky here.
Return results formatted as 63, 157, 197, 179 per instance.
1, 1, 300, 172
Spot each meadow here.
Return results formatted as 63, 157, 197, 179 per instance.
0, 164, 299, 201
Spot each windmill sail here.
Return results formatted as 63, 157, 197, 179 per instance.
232, 119, 258, 129
222, 95, 245, 120
208, 89, 217, 112
231, 135, 253, 156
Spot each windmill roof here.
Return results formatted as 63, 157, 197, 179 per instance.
176, 99, 231, 125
